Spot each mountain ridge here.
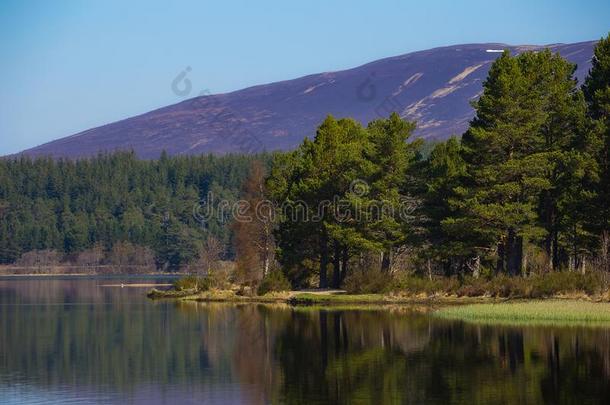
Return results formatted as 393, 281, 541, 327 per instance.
19, 40, 597, 158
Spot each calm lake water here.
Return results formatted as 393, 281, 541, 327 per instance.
0, 278, 609, 404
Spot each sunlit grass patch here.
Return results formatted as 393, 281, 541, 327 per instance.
435, 300, 610, 327
290, 293, 385, 305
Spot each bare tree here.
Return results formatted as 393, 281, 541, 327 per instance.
232, 161, 276, 287
133, 245, 156, 269
75, 243, 105, 267
197, 235, 223, 275
16, 250, 61, 272
108, 241, 156, 272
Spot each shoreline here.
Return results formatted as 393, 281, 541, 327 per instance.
146, 288, 610, 306
0, 273, 181, 278
435, 300, 610, 327
148, 289, 610, 326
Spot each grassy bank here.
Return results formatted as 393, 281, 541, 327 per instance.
148, 271, 610, 304
148, 288, 610, 327
147, 287, 507, 306
387, 272, 610, 299
435, 300, 610, 327
148, 282, 610, 327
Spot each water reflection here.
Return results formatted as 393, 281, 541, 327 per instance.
0, 279, 609, 404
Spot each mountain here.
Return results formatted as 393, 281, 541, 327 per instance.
21, 41, 596, 158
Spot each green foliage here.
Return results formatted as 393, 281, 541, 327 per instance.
414, 137, 467, 262
392, 274, 461, 295
437, 48, 597, 275
257, 270, 292, 295
390, 272, 608, 298
583, 33, 610, 240
0, 151, 272, 269
268, 113, 420, 288
173, 275, 209, 292
342, 269, 394, 294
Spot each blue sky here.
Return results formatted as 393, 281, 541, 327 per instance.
1, 0, 609, 155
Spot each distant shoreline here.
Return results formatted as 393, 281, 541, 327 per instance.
0, 272, 181, 278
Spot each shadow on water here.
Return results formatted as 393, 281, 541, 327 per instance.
1, 279, 609, 404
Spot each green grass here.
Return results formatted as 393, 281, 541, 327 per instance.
287, 292, 488, 306
435, 300, 610, 327
290, 293, 387, 305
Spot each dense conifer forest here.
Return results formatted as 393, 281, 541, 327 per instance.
0, 152, 271, 270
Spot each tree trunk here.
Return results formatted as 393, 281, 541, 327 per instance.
443, 260, 452, 277
319, 231, 329, 289
496, 240, 505, 274
381, 249, 391, 272
506, 229, 523, 276
552, 230, 560, 270
340, 247, 349, 284
543, 191, 556, 272
506, 229, 515, 275
601, 231, 610, 273
545, 230, 554, 272
332, 240, 342, 289
516, 235, 524, 275
263, 255, 269, 278
569, 225, 577, 272
472, 255, 481, 279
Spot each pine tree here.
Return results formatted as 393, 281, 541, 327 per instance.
452, 50, 589, 275
269, 116, 372, 288
583, 33, 610, 262
417, 137, 467, 275
366, 112, 419, 272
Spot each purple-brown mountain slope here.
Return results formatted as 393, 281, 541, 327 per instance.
21, 41, 596, 158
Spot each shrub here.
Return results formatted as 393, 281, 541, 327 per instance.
343, 269, 395, 294
205, 267, 232, 290
391, 274, 460, 295
528, 271, 604, 297
456, 282, 488, 297
257, 270, 291, 295
387, 271, 608, 298
173, 275, 210, 292
16, 250, 61, 268
109, 242, 155, 268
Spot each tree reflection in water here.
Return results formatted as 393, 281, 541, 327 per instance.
0, 279, 609, 404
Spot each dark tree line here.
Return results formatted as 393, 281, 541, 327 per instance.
0, 151, 271, 270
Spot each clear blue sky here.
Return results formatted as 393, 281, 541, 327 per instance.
1, 0, 609, 155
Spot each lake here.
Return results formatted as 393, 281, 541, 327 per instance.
0, 278, 609, 404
